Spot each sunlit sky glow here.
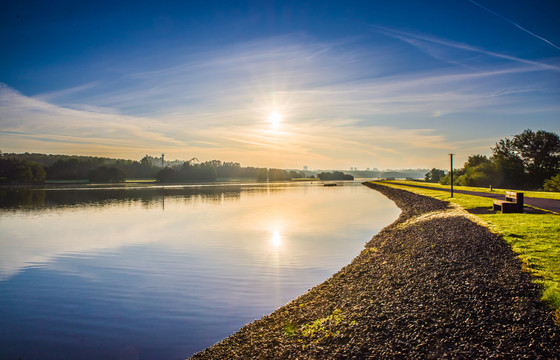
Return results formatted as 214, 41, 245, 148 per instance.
1, 1, 559, 169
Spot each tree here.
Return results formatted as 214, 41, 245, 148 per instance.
88, 166, 126, 183
287, 170, 305, 179
31, 163, 46, 182
439, 168, 464, 185
268, 168, 285, 181
256, 168, 268, 181
156, 167, 177, 183
46, 158, 104, 180
492, 130, 560, 188
140, 155, 152, 167
198, 162, 217, 181
317, 171, 354, 181
0, 159, 46, 182
512, 129, 560, 187
425, 168, 445, 183
491, 141, 525, 188
456, 155, 496, 187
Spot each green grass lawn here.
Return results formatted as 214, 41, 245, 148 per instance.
388, 180, 560, 200
372, 181, 560, 321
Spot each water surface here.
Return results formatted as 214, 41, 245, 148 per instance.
0, 181, 399, 359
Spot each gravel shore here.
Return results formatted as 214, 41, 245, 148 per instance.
190, 182, 559, 359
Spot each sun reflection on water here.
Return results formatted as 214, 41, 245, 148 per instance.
271, 230, 282, 247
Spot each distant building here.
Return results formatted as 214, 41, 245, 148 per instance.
303, 165, 308, 171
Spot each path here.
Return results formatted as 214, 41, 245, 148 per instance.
389, 182, 560, 214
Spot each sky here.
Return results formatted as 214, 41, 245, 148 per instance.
1, 0, 559, 170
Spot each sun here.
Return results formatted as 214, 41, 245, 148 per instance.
268, 111, 282, 127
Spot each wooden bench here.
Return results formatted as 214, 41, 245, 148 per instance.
493, 191, 524, 213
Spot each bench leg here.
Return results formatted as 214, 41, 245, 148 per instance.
502, 203, 522, 213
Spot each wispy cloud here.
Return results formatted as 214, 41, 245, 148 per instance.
2, 33, 559, 169
469, 0, 560, 51
34, 81, 101, 102
1, 82, 454, 168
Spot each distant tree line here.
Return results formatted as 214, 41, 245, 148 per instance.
0, 153, 310, 184
317, 171, 354, 181
425, 130, 560, 191
156, 160, 218, 182
155, 162, 308, 183
0, 158, 46, 183
89, 166, 126, 183
346, 169, 429, 179
264, 168, 308, 182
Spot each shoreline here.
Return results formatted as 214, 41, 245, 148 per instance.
190, 182, 559, 359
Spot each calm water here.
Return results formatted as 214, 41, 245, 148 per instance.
0, 181, 399, 359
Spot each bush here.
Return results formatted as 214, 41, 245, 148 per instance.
544, 174, 560, 192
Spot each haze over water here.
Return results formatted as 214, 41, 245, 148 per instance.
0, 181, 400, 359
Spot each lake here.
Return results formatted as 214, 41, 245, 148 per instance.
0, 181, 400, 359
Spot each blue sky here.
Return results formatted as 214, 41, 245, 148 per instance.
1, 0, 559, 169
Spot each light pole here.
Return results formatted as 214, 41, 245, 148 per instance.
449, 153, 454, 197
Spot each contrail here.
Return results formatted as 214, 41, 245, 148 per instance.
469, 0, 560, 51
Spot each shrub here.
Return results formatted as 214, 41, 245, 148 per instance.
544, 174, 560, 192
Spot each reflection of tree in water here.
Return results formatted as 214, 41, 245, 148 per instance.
0, 189, 47, 209
0, 185, 290, 211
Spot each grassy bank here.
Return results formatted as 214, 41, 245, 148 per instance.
371, 181, 560, 321
387, 179, 560, 200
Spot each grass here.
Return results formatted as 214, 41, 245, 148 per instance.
371, 181, 560, 320
125, 179, 157, 183
388, 180, 560, 200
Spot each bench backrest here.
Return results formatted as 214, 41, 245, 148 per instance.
505, 191, 524, 207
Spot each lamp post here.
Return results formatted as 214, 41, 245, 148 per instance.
449, 153, 454, 197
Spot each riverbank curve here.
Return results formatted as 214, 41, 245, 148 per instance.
189, 182, 559, 359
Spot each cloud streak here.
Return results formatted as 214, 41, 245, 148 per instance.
1, 82, 455, 168
2, 32, 559, 169
376, 26, 560, 72
469, 0, 560, 51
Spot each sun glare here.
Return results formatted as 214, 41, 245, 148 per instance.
268, 112, 282, 127
271, 231, 282, 247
